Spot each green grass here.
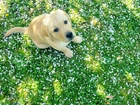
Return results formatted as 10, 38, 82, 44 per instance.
0, 0, 140, 104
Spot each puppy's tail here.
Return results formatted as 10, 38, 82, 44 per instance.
5, 27, 28, 37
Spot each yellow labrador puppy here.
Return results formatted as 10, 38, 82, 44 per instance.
5, 10, 82, 58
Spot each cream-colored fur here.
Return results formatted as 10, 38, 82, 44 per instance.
5, 10, 82, 58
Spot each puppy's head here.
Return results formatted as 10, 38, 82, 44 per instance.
43, 10, 75, 42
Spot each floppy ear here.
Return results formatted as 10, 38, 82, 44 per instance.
57, 9, 71, 22
42, 18, 54, 41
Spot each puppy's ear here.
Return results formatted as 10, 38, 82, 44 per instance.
42, 16, 49, 26
42, 18, 54, 41
57, 9, 71, 22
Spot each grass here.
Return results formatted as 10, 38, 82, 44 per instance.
0, 0, 140, 104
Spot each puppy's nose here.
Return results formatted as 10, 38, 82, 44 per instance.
66, 32, 73, 39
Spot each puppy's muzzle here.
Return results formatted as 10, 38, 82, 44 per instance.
66, 32, 74, 40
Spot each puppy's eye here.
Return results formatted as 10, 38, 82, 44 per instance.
64, 20, 68, 24
54, 28, 59, 32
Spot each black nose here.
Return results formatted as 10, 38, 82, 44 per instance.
66, 32, 73, 39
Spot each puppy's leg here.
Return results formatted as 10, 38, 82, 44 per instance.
72, 36, 82, 44
61, 47, 73, 58
33, 41, 50, 49
45, 37, 73, 58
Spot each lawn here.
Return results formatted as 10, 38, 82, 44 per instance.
0, 0, 140, 104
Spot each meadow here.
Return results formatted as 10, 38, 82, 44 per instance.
0, 0, 139, 104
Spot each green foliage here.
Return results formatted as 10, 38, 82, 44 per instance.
0, 0, 140, 104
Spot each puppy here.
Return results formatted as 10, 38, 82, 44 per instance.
5, 10, 82, 58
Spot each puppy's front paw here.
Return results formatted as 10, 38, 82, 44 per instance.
73, 36, 83, 43
64, 49, 73, 58
76, 36, 83, 43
